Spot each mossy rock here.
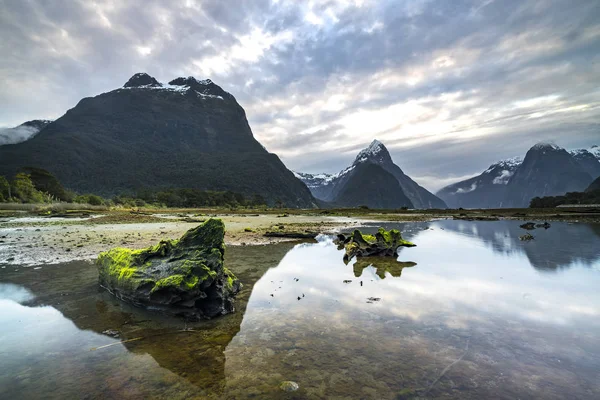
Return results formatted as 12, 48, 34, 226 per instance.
335, 227, 415, 263
96, 218, 241, 320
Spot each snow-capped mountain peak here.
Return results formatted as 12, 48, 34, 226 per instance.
483, 156, 523, 174
354, 139, 391, 165
531, 141, 563, 152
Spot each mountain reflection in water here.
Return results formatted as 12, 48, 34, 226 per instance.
1, 220, 600, 399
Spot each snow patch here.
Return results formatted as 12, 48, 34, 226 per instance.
570, 145, 600, 161
120, 79, 223, 99
483, 156, 522, 173
532, 141, 562, 151
354, 140, 386, 163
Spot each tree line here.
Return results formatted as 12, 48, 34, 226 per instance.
529, 190, 600, 208
0, 167, 267, 208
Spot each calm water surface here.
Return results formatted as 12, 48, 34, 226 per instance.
1, 220, 600, 399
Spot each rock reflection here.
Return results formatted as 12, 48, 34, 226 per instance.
0, 243, 296, 398
352, 257, 417, 279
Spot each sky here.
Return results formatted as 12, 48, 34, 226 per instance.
1, 0, 599, 192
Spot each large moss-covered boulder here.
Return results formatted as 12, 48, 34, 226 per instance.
335, 227, 416, 263
96, 219, 241, 320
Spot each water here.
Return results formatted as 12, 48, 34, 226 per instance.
1, 220, 599, 399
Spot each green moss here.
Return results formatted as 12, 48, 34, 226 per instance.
223, 267, 238, 292
362, 234, 376, 243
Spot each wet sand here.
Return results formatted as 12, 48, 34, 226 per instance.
0, 213, 374, 266
1, 207, 598, 267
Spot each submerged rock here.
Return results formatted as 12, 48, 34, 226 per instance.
279, 381, 299, 392
335, 228, 415, 263
519, 222, 536, 230
519, 232, 535, 241
96, 219, 241, 320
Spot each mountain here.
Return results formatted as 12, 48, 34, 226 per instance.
0, 73, 315, 207
436, 157, 523, 208
332, 163, 413, 208
587, 176, 600, 192
295, 140, 446, 209
292, 171, 337, 200
570, 147, 600, 179
0, 119, 52, 145
502, 142, 592, 207
438, 142, 597, 208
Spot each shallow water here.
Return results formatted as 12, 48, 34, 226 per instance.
1, 220, 599, 399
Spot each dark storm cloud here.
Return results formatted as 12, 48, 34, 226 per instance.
1, 0, 599, 191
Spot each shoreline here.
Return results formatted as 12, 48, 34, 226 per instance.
1, 208, 598, 267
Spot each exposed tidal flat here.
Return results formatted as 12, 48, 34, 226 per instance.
1, 209, 600, 399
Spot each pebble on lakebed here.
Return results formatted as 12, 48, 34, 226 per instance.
279, 381, 299, 392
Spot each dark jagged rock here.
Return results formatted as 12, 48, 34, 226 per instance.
535, 222, 551, 229
96, 219, 241, 320
519, 222, 536, 230
124, 72, 162, 87
352, 257, 416, 279
519, 232, 535, 241
335, 227, 416, 263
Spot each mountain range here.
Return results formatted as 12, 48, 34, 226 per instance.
437, 143, 599, 208
0, 73, 315, 207
295, 140, 447, 209
1, 72, 597, 210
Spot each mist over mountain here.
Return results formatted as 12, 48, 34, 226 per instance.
296, 140, 446, 209
0, 73, 315, 207
0, 119, 52, 145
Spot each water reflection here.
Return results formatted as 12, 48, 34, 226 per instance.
0, 243, 296, 399
435, 220, 600, 271
1, 222, 600, 399
352, 257, 417, 279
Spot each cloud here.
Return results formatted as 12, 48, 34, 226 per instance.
456, 182, 478, 194
492, 170, 514, 185
0, 0, 599, 191
0, 125, 42, 145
